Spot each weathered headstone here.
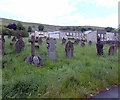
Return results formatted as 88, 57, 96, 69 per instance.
65, 41, 74, 58
88, 41, 92, 46
25, 36, 42, 67
8, 34, 11, 38
62, 38, 66, 45
12, 36, 16, 42
96, 36, 104, 56
108, 45, 117, 56
74, 39, 80, 45
46, 38, 57, 60
15, 37, 25, 53
0, 39, 2, 56
81, 42, 85, 47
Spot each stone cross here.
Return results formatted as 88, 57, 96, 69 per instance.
65, 41, 74, 58
46, 38, 57, 60
28, 36, 38, 56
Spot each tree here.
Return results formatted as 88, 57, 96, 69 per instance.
38, 24, 44, 31
28, 26, 32, 32
105, 27, 114, 32
6, 23, 17, 30
17, 22, 25, 30
81, 28, 87, 32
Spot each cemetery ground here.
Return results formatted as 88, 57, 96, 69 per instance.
2, 36, 119, 98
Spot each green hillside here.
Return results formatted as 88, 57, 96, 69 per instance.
0, 18, 105, 31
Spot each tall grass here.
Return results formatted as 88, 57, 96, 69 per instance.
2, 36, 119, 98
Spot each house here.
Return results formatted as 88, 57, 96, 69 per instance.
86, 29, 118, 43
29, 31, 49, 38
59, 30, 84, 40
48, 31, 60, 39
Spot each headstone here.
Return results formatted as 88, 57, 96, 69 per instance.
96, 36, 104, 56
8, 34, 11, 38
0, 39, 2, 56
65, 41, 74, 58
108, 45, 117, 56
12, 36, 16, 42
46, 38, 57, 60
81, 42, 85, 47
38, 38, 43, 45
15, 37, 25, 53
88, 41, 92, 46
74, 39, 80, 45
62, 38, 66, 45
1, 35, 5, 56
25, 36, 42, 67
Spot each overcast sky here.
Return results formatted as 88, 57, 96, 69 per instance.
0, 0, 119, 28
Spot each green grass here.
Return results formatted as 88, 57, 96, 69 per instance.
2, 36, 119, 98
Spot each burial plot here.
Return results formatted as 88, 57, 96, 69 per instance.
15, 37, 25, 53
25, 36, 42, 67
65, 41, 74, 58
46, 38, 57, 60
81, 42, 85, 47
96, 36, 104, 56
62, 38, 66, 45
108, 45, 117, 56
88, 41, 92, 46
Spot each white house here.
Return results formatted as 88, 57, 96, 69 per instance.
29, 31, 49, 38
48, 31, 60, 39
59, 30, 84, 40
87, 30, 118, 43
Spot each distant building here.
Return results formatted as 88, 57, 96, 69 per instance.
29, 31, 49, 38
86, 30, 118, 43
59, 30, 84, 40
48, 31, 60, 39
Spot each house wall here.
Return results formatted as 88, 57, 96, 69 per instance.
87, 31, 97, 43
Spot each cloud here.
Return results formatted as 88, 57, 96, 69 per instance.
0, 0, 118, 28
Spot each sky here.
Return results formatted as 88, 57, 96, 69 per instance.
0, 0, 119, 28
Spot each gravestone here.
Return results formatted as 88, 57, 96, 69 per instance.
108, 45, 117, 56
15, 37, 25, 53
1, 35, 5, 56
38, 38, 43, 45
62, 38, 66, 45
0, 39, 2, 56
12, 36, 16, 42
8, 34, 11, 38
46, 38, 57, 60
96, 36, 104, 56
25, 36, 42, 67
88, 41, 92, 46
74, 39, 80, 45
65, 41, 74, 58
81, 42, 85, 47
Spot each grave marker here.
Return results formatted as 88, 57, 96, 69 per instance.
46, 38, 57, 60
65, 41, 74, 58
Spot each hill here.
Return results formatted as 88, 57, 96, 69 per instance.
0, 18, 105, 31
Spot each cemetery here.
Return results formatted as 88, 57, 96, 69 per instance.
1, 31, 119, 98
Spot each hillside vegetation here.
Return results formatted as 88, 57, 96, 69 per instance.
0, 18, 105, 32
2, 36, 119, 98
